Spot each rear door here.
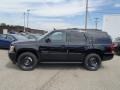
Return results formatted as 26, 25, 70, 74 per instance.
67, 31, 87, 62
0, 34, 11, 48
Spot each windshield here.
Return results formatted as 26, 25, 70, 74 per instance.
38, 31, 51, 40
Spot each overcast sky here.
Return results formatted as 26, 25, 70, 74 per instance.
0, 0, 120, 31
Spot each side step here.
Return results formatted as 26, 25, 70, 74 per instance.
39, 62, 83, 64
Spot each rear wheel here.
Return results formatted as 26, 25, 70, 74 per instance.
84, 53, 101, 71
17, 52, 38, 71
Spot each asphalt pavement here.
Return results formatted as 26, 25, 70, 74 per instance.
0, 50, 120, 90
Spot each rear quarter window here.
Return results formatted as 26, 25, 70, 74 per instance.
87, 32, 112, 44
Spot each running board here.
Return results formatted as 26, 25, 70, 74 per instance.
40, 62, 83, 64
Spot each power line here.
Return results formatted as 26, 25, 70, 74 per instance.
94, 12, 120, 14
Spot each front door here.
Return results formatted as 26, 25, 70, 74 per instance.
39, 31, 67, 62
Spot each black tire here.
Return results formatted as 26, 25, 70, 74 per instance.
115, 51, 120, 56
84, 53, 101, 71
17, 52, 38, 71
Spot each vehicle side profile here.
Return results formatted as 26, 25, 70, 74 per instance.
8, 29, 114, 71
0, 34, 28, 49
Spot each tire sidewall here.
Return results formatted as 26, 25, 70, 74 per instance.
84, 53, 101, 71
17, 52, 38, 71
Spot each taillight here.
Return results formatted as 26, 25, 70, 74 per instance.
111, 44, 115, 51
113, 43, 118, 48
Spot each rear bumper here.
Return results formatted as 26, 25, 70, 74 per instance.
8, 52, 16, 64
102, 53, 114, 61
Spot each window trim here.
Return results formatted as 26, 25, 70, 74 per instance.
47, 31, 67, 43
68, 31, 86, 43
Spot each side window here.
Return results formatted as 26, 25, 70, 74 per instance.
69, 31, 86, 44
0, 34, 7, 39
87, 32, 111, 44
49, 32, 66, 42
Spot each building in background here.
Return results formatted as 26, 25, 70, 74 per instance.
0, 25, 47, 35
103, 14, 120, 40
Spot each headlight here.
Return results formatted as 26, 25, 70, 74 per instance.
9, 46, 15, 53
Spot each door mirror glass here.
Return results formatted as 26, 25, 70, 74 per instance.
45, 38, 51, 43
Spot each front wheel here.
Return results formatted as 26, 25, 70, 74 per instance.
84, 53, 101, 71
17, 52, 38, 71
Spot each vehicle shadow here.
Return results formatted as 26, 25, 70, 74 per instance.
115, 54, 120, 56
6, 62, 20, 70
6, 61, 105, 71
0, 48, 9, 50
6, 62, 85, 71
37, 63, 105, 71
36, 63, 86, 71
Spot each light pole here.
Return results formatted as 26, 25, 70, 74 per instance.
27, 9, 30, 29
95, 18, 99, 30
85, 0, 89, 31
23, 12, 26, 32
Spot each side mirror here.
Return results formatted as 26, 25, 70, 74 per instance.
45, 38, 51, 43
13, 39, 16, 42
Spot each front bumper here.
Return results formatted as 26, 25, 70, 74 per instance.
8, 52, 16, 64
102, 53, 114, 61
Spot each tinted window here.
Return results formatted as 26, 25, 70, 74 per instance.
49, 32, 66, 42
87, 32, 112, 44
69, 31, 86, 44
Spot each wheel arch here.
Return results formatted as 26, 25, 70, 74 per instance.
85, 49, 103, 60
16, 48, 40, 62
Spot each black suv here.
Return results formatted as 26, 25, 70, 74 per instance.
8, 29, 114, 71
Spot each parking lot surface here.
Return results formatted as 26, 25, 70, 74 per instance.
0, 50, 120, 90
